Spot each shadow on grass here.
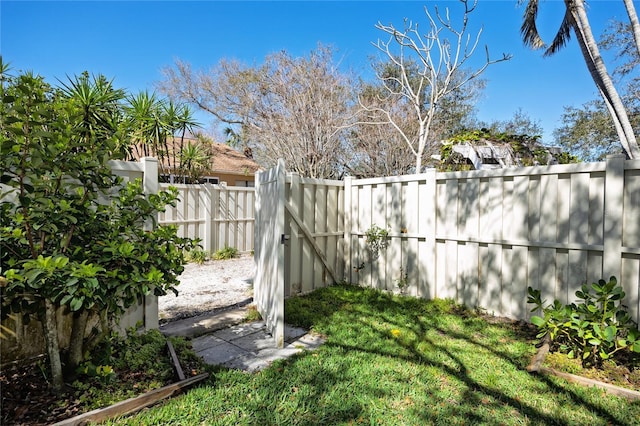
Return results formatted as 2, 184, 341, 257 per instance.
284, 284, 638, 426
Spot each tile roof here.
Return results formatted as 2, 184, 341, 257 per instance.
130, 136, 261, 176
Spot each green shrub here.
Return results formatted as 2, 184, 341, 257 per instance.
212, 245, 238, 260
186, 248, 209, 264
527, 276, 640, 367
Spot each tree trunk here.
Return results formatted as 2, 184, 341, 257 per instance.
622, 0, 640, 61
571, 0, 640, 158
84, 310, 109, 354
67, 310, 89, 373
43, 299, 64, 393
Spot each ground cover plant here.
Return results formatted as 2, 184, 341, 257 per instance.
104, 284, 640, 425
0, 329, 206, 425
212, 245, 239, 260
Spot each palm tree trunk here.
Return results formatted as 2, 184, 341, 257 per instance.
623, 0, 640, 61
571, 0, 640, 158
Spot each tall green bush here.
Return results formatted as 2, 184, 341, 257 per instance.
0, 64, 197, 392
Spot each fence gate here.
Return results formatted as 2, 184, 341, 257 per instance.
254, 159, 285, 347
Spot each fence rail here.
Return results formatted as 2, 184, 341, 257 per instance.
158, 183, 255, 254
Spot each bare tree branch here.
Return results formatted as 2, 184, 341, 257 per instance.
362, 0, 510, 173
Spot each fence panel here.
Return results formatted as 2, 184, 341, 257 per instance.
158, 183, 255, 254
254, 157, 639, 328
284, 174, 344, 296
339, 156, 639, 324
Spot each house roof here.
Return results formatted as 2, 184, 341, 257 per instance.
129, 136, 261, 177
205, 140, 261, 176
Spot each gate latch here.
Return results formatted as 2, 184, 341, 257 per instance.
280, 234, 290, 244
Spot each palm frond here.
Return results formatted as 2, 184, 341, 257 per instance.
545, 8, 574, 56
520, 0, 546, 49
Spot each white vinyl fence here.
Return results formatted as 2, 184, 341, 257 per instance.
158, 183, 255, 254
256, 155, 640, 327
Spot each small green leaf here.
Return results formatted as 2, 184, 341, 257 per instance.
603, 326, 616, 342
530, 316, 545, 327
70, 296, 84, 312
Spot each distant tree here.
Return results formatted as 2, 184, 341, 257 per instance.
359, 0, 510, 173
351, 60, 484, 177
553, 100, 626, 161
480, 108, 544, 137
159, 45, 354, 179
520, 0, 640, 158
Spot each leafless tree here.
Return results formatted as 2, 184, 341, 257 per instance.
159, 45, 355, 179
359, 0, 511, 173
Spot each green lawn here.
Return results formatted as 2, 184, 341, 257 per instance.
106, 284, 640, 425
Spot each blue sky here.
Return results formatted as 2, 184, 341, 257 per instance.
1, 0, 633, 144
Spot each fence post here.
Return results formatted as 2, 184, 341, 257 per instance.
422, 169, 437, 300
140, 157, 159, 330
603, 154, 625, 283
203, 183, 213, 253
212, 185, 221, 253
343, 176, 353, 283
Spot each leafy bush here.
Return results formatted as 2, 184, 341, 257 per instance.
527, 277, 640, 367
212, 245, 238, 260
0, 67, 198, 391
186, 248, 209, 264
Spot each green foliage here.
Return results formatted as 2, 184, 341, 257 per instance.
527, 277, 640, 367
244, 305, 262, 322
553, 100, 626, 162
185, 247, 209, 264
554, 151, 581, 164
439, 128, 578, 171
212, 245, 238, 260
69, 329, 203, 411
364, 224, 389, 260
0, 67, 198, 386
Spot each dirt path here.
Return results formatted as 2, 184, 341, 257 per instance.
158, 254, 255, 323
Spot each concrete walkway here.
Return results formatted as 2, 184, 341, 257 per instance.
160, 306, 325, 372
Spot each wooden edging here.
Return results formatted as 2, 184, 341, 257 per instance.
166, 340, 186, 381
538, 367, 640, 401
53, 373, 209, 426
526, 337, 640, 401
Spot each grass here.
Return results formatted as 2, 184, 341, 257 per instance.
105, 284, 640, 425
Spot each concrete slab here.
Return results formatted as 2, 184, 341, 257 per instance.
232, 331, 279, 352
213, 321, 267, 342
161, 306, 326, 373
190, 334, 225, 353
197, 340, 249, 365
160, 306, 249, 338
